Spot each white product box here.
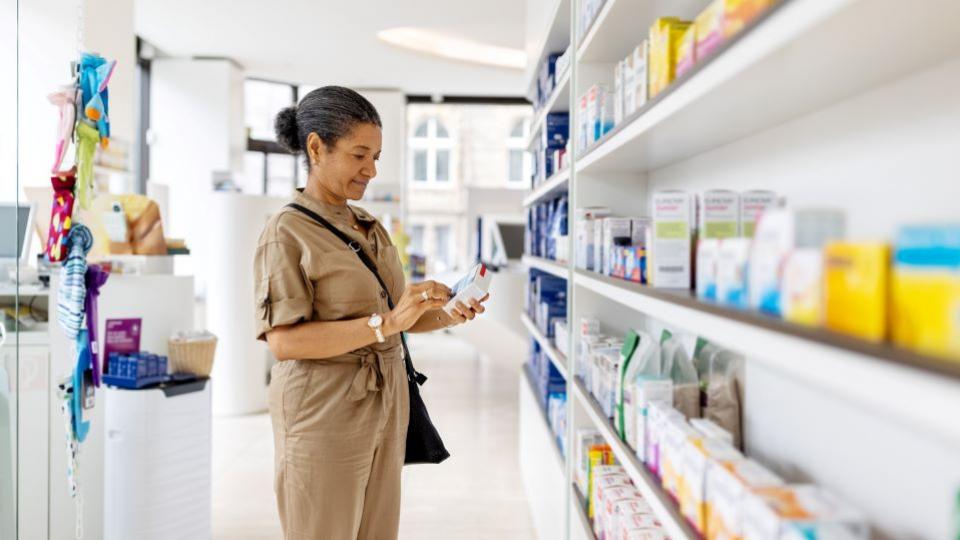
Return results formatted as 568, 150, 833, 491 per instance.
696, 238, 720, 301
554, 319, 569, 351
614, 60, 625, 125
706, 458, 783, 540
628, 377, 673, 454
700, 190, 740, 239
742, 485, 868, 540
678, 437, 743, 534
575, 429, 604, 493
717, 237, 751, 308
650, 191, 696, 288
579, 93, 590, 152
577, 207, 613, 271
631, 217, 652, 247
444, 263, 492, 317
623, 52, 637, 118
610, 499, 654, 540
739, 190, 778, 238
631, 41, 649, 113
602, 218, 634, 275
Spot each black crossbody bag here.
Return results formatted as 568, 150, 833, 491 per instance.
287, 203, 450, 465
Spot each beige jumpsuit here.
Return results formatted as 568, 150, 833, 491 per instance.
254, 190, 409, 540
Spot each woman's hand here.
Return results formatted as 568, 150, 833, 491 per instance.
383, 281, 451, 336
446, 293, 490, 326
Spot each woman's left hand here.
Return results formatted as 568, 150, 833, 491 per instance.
448, 293, 490, 325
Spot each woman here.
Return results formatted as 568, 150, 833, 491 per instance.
253, 86, 487, 540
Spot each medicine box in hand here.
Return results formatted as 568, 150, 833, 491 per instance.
443, 263, 492, 317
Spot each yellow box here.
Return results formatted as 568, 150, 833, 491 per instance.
823, 242, 890, 342
723, 0, 775, 39
695, 0, 726, 60
648, 17, 692, 98
675, 25, 697, 78
892, 269, 960, 359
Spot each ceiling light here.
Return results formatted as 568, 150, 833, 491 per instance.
377, 27, 526, 70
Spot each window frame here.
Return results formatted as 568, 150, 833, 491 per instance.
409, 116, 455, 188
245, 78, 300, 194
505, 117, 532, 188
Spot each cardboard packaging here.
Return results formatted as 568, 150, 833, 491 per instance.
822, 242, 890, 341
739, 190, 777, 238
701, 190, 741, 240
649, 18, 692, 98
651, 191, 696, 288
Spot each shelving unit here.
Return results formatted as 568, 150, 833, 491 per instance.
572, 379, 698, 540
522, 254, 570, 279
526, 69, 572, 152
523, 167, 570, 208
520, 0, 960, 538
521, 312, 569, 380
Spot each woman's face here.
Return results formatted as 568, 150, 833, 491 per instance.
308, 122, 382, 201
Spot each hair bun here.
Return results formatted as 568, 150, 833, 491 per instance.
274, 106, 301, 152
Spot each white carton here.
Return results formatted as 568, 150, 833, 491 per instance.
602, 218, 633, 276
706, 458, 783, 540
632, 41, 649, 112
696, 238, 721, 300
623, 52, 637, 117
614, 60, 625, 125
700, 190, 740, 239
576, 207, 613, 271
739, 190, 778, 238
443, 263, 492, 316
650, 191, 695, 288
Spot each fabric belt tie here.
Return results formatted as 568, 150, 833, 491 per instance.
347, 349, 387, 402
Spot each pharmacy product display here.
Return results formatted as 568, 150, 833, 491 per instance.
534, 49, 571, 112
583, 1, 778, 154
527, 195, 569, 263
532, 112, 570, 188
443, 263, 492, 317
528, 341, 567, 456
526, 270, 567, 340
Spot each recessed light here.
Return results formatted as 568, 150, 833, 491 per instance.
377, 27, 526, 70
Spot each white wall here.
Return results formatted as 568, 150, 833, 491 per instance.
149, 58, 245, 291
83, 0, 135, 148
640, 56, 960, 539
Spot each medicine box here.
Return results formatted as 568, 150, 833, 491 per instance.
444, 263, 491, 317
891, 225, 960, 358
602, 218, 634, 275
630, 41, 650, 115
695, 0, 726, 61
739, 190, 777, 238
742, 485, 868, 540
823, 242, 890, 342
678, 438, 743, 534
614, 60, 625, 126
700, 190, 740, 240
697, 238, 720, 300
675, 24, 697, 78
781, 248, 825, 327
576, 207, 613, 271
651, 191, 696, 288
706, 459, 783, 540
723, 0, 775, 39
649, 18, 692, 98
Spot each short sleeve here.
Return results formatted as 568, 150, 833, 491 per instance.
253, 241, 314, 341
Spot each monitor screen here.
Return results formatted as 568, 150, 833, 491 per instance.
0, 204, 32, 260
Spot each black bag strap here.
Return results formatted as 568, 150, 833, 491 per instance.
286, 203, 426, 385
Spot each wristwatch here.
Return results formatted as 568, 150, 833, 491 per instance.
368, 313, 385, 343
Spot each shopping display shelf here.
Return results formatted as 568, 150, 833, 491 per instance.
574, 269, 960, 446
522, 363, 566, 469
525, 0, 572, 98
522, 254, 570, 280
522, 311, 569, 380
523, 167, 570, 208
576, 0, 664, 63
575, 0, 960, 174
572, 377, 697, 540
526, 69, 572, 152
570, 484, 594, 540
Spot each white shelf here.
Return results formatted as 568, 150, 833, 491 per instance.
569, 484, 594, 540
523, 167, 570, 208
521, 312, 569, 380
574, 270, 960, 447
525, 0, 572, 98
576, 0, 960, 174
522, 255, 570, 279
0, 284, 50, 297
526, 68, 572, 152
576, 0, 662, 64
571, 378, 696, 540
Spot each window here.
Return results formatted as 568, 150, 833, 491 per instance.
245, 78, 300, 194
409, 224, 425, 255
507, 118, 532, 186
435, 224, 452, 272
410, 117, 455, 186
245, 79, 295, 141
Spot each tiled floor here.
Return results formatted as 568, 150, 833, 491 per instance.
211, 326, 536, 539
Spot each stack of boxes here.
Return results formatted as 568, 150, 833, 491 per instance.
526, 270, 567, 339
531, 112, 570, 189
525, 194, 568, 262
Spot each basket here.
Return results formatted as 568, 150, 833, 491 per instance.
168, 335, 217, 377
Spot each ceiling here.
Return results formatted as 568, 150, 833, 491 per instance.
135, 0, 528, 96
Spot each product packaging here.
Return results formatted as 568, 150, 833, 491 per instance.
675, 24, 697, 78
645, 401, 683, 475
678, 437, 743, 534
660, 415, 701, 499
661, 331, 700, 420
575, 429, 604, 494
742, 485, 868, 540
739, 190, 777, 238
610, 499, 655, 540
632, 217, 652, 248
690, 418, 734, 446
651, 191, 696, 288
554, 319, 569, 351
649, 18, 692, 98
621, 331, 664, 449
723, 0, 775, 39
695, 0, 726, 60
623, 529, 668, 540
701, 190, 741, 240
823, 242, 890, 342
706, 458, 784, 540
695, 340, 743, 448
780, 248, 824, 327
697, 238, 721, 301
716, 238, 751, 308
618, 515, 664, 540
622, 52, 637, 120
624, 246, 647, 284
630, 41, 650, 114
891, 225, 960, 358
602, 218, 634, 276
597, 485, 643, 539
614, 60, 625, 126
748, 208, 845, 317
587, 455, 619, 519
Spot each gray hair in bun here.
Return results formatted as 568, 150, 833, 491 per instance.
274, 86, 382, 162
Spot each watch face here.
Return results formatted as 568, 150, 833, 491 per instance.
369, 314, 382, 327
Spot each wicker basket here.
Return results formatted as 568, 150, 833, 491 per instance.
168, 335, 217, 377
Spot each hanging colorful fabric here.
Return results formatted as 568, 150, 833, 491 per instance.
48, 86, 78, 173
71, 330, 92, 443
74, 122, 98, 211
47, 172, 77, 263
77, 52, 115, 147
83, 265, 108, 387
57, 224, 94, 339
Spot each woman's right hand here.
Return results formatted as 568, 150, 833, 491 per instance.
383, 281, 451, 336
